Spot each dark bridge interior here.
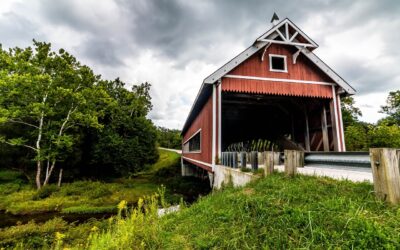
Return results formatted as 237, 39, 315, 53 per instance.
221, 92, 335, 152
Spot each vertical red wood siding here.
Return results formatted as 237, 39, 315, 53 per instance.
229, 43, 333, 82
222, 43, 335, 98
221, 78, 333, 98
182, 95, 213, 166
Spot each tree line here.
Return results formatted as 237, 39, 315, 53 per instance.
0, 41, 159, 189
342, 91, 400, 151
156, 127, 181, 150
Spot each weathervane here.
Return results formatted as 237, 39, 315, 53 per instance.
270, 12, 279, 26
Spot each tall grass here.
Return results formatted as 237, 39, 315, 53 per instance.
0, 150, 185, 215
77, 173, 400, 249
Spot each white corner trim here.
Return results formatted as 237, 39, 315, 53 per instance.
331, 86, 342, 151
212, 84, 216, 168
269, 54, 288, 73
218, 81, 222, 158
336, 95, 346, 151
224, 74, 335, 86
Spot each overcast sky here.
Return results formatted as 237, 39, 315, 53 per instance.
1, 0, 399, 129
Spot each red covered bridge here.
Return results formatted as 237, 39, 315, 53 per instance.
181, 17, 356, 176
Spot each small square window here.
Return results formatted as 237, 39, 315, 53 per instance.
269, 54, 287, 72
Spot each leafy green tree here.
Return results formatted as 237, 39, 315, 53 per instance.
157, 127, 182, 149
344, 123, 368, 151
380, 90, 400, 126
368, 122, 400, 148
0, 41, 108, 189
340, 96, 362, 128
87, 79, 158, 176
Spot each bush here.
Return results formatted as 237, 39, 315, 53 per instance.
32, 185, 59, 200
0, 182, 22, 195
368, 124, 400, 148
0, 217, 67, 249
87, 185, 112, 199
61, 205, 116, 214
0, 170, 25, 183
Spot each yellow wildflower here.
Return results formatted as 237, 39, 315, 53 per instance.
117, 200, 127, 210
55, 232, 65, 241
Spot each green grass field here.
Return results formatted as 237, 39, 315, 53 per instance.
84, 173, 400, 249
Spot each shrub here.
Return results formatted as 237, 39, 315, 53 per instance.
61, 205, 116, 214
0, 182, 22, 195
32, 185, 59, 200
0, 170, 25, 183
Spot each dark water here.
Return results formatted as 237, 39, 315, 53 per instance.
0, 210, 114, 228
0, 176, 212, 228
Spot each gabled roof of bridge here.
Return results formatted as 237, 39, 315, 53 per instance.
182, 18, 356, 134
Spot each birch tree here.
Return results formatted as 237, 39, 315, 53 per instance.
0, 41, 107, 189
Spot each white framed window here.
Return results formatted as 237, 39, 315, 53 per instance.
183, 129, 201, 153
269, 54, 287, 73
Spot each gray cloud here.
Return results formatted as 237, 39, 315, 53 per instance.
0, 11, 41, 47
0, 0, 399, 128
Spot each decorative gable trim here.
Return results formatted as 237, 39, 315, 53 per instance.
203, 18, 356, 95
256, 18, 318, 49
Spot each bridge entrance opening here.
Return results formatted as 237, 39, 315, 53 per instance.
221, 92, 337, 152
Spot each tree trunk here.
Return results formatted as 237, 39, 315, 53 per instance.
36, 161, 42, 189
58, 168, 63, 187
43, 160, 56, 186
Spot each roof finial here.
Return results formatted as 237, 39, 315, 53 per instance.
270, 12, 279, 26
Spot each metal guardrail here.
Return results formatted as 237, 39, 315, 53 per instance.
304, 151, 370, 168
221, 151, 372, 169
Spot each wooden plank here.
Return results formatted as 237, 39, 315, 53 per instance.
284, 150, 304, 176
250, 151, 258, 170
273, 152, 281, 165
310, 132, 316, 146
264, 151, 274, 176
304, 111, 310, 151
316, 136, 323, 151
370, 148, 400, 205
321, 105, 329, 151
240, 152, 246, 168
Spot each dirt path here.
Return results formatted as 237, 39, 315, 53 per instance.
159, 147, 182, 154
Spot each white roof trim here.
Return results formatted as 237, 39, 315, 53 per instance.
299, 48, 356, 94
203, 41, 268, 84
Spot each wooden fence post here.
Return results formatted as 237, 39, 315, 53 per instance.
284, 150, 304, 176
232, 152, 238, 168
240, 152, 247, 169
273, 152, 281, 165
251, 151, 258, 170
370, 148, 400, 205
264, 151, 274, 176
258, 152, 264, 165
